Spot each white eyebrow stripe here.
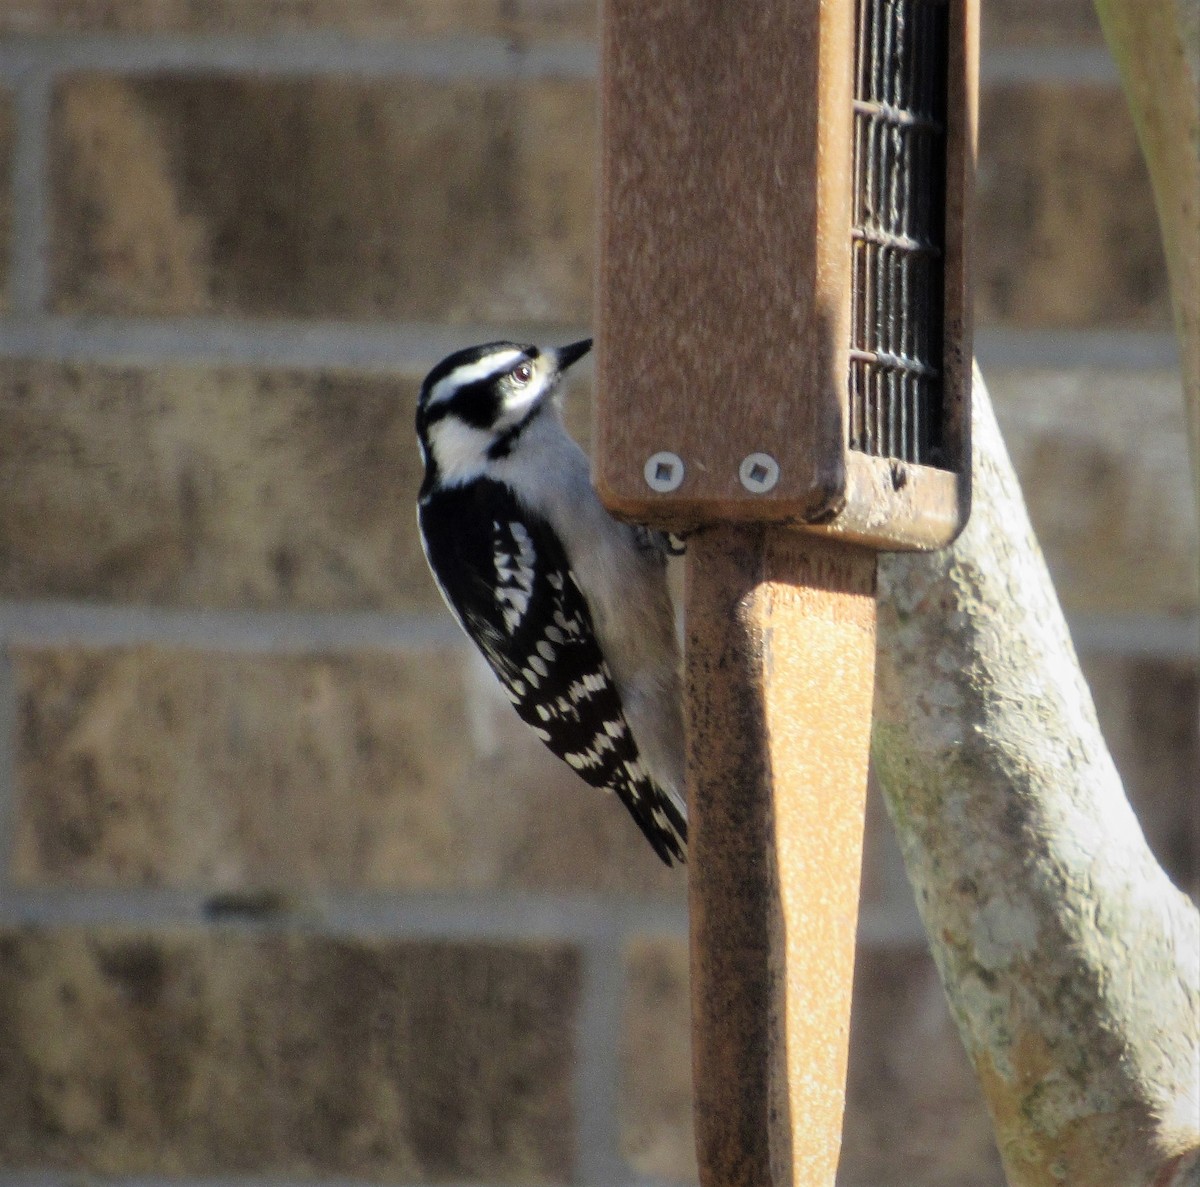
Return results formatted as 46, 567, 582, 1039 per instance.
426, 350, 525, 407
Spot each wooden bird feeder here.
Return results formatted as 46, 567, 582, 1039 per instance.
595, 0, 978, 1183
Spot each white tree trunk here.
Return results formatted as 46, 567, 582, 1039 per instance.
872, 367, 1200, 1187
1093, 0, 1199, 525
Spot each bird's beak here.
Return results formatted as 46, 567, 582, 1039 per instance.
555, 339, 593, 372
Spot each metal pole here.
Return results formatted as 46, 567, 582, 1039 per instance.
685, 527, 876, 1187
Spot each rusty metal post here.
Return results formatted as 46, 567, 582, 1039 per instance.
685, 529, 876, 1186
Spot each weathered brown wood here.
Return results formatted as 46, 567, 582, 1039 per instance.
685, 528, 877, 1187
596, 0, 979, 549
597, 0, 855, 526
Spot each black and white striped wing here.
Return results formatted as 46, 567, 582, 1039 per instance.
419, 481, 685, 864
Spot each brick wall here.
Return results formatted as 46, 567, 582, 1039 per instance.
0, 2, 1195, 1186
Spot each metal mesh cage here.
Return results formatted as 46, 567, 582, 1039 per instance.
849, 0, 949, 467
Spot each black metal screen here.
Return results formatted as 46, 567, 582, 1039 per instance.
849, 0, 949, 466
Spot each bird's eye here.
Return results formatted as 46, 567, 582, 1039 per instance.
512, 361, 534, 385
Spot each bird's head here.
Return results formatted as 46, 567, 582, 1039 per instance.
416, 339, 592, 491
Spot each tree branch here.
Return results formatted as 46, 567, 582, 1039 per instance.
872, 367, 1200, 1187
1092, 0, 1200, 525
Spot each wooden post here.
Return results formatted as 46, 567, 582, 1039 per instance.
686, 528, 876, 1186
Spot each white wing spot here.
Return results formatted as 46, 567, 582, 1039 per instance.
509, 522, 536, 585
528, 654, 549, 678
536, 639, 556, 661
565, 747, 603, 769
493, 520, 538, 635
553, 610, 581, 636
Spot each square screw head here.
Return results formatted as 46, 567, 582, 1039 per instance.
739, 452, 780, 493
645, 451, 685, 492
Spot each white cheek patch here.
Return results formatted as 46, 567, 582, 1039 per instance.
427, 417, 491, 485
426, 351, 524, 408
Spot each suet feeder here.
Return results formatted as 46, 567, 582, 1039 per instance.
595, 0, 978, 1183
596, 0, 975, 547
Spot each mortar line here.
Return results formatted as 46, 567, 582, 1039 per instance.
0, 317, 1183, 374
0, 315, 592, 371
8, 69, 53, 315
980, 45, 1120, 86
0, 1178, 681, 1187
0, 316, 1180, 372
0, 601, 465, 653
575, 921, 633, 1186
0, 1177, 524, 1187
0, 34, 599, 82
0, 885, 690, 940
321, 891, 691, 944
2, 600, 1192, 662
1069, 614, 1199, 660
0, 652, 18, 901
974, 328, 1180, 372
0, 884, 939, 951
0, 34, 1120, 87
